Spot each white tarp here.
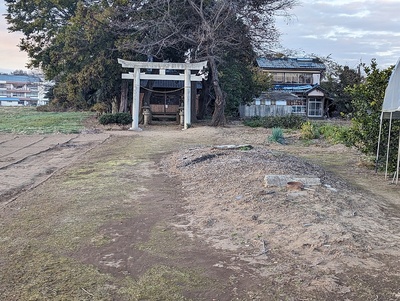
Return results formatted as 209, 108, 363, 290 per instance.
377, 57, 400, 183
382, 58, 400, 113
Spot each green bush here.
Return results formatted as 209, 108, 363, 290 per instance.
243, 115, 305, 129
319, 124, 350, 145
243, 116, 265, 127
268, 127, 285, 144
115, 112, 132, 125
99, 113, 132, 125
98, 113, 116, 125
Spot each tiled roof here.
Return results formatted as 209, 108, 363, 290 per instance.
0, 74, 42, 83
257, 57, 326, 70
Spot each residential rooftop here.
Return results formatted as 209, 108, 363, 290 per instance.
256, 57, 326, 71
0, 74, 42, 83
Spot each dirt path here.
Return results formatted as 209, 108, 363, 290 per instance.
1, 124, 400, 300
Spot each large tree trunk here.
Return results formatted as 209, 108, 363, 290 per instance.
209, 57, 226, 126
197, 77, 211, 119
119, 80, 128, 112
111, 97, 118, 114
191, 81, 198, 122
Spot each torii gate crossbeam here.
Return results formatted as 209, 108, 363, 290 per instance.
118, 59, 208, 130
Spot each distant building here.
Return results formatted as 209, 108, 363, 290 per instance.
240, 57, 330, 118
0, 74, 52, 106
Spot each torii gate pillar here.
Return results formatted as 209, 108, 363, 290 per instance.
118, 59, 207, 131
132, 68, 141, 131
184, 69, 191, 129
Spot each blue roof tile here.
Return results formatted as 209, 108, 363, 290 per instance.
257, 57, 326, 71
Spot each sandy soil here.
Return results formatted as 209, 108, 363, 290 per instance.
1, 121, 400, 300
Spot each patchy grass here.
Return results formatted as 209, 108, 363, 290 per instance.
0, 249, 115, 301
0, 107, 93, 134
0, 134, 218, 300
120, 265, 211, 301
138, 225, 183, 259
0, 137, 147, 300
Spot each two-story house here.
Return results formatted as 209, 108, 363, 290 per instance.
240, 57, 329, 118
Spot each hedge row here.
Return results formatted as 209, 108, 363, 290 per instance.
98, 113, 132, 125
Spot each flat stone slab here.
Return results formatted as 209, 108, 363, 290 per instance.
265, 174, 321, 187
213, 144, 253, 150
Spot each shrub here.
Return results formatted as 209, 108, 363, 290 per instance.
300, 121, 320, 140
243, 116, 265, 127
91, 103, 108, 115
268, 127, 285, 144
98, 113, 116, 125
36, 105, 52, 112
98, 113, 132, 125
319, 124, 350, 145
36, 104, 69, 112
115, 112, 132, 125
243, 115, 305, 129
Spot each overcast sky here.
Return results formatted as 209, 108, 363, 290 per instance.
1, 0, 399, 73
0, 1, 29, 72
275, 0, 400, 69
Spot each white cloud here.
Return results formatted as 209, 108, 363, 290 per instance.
275, 0, 400, 68
338, 10, 370, 18
1, 0, 399, 71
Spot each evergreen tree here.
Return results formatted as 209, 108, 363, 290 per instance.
346, 59, 399, 171
6, 0, 294, 120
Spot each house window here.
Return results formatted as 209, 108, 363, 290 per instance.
276, 100, 286, 106
285, 73, 298, 83
299, 74, 312, 84
308, 98, 323, 117
273, 73, 284, 83
289, 99, 306, 114
292, 105, 306, 115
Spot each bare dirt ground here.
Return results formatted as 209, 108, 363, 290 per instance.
1, 120, 400, 300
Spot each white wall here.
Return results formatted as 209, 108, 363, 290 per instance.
313, 74, 321, 84
0, 100, 21, 106
239, 104, 293, 118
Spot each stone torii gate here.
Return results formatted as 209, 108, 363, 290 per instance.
118, 59, 208, 130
